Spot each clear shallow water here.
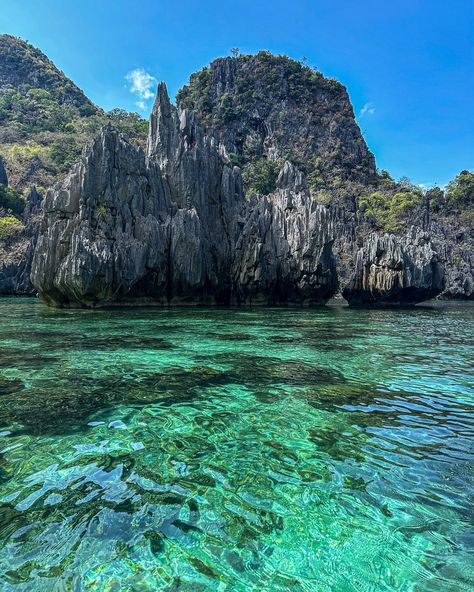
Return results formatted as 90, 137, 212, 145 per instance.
0, 299, 473, 591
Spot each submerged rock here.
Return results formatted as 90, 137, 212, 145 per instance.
342, 230, 445, 306
31, 85, 338, 307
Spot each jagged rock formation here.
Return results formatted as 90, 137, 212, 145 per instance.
343, 230, 445, 306
430, 219, 473, 299
175, 53, 472, 301
32, 127, 164, 306
31, 85, 338, 307
177, 53, 376, 192
233, 163, 337, 304
0, 45, 470, 305
0, 187, 43, 294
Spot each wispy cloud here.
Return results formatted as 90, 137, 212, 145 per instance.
125, 68, 157, 110
359, 102, 375, 118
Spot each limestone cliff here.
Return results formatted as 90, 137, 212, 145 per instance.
1, 47, 469, 305
0, 187, 42, 295
177, 52, 376, 196
233, 163, 337, 304
343, 230, 445, 306
31, 85, 338, 307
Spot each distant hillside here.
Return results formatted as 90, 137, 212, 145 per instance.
0, 35, 147, 195
0, 34, 96, 113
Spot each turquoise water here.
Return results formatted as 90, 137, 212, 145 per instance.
0, 299, 473, 591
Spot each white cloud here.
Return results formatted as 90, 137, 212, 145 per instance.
359, 102, 375, 118
125, 68, 157, 110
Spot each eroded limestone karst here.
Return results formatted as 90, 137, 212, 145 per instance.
31, 85, 338, 307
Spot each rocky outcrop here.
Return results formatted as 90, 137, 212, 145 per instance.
429, 218, 474, 300
233, 163, 337, 304
0, 236, 32, 295
147, 83, 243, 304
31, 127, 162, 306
177, 53, 376, 189
1, 47, 471, 305
342, 230, 445, 306
0, 187, 43, 295
31, 85, 338, 307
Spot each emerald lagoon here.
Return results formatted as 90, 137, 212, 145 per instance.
0, 298, 473, 591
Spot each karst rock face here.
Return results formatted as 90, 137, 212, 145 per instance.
0, 186, 42, 296
233, 162, 337, 304
31, 84, 339, 307
342, 230, 445, 306
31, 126, 166, 306
176, 53, 376, 188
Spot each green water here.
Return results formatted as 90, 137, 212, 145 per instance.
0, 299, 473, 591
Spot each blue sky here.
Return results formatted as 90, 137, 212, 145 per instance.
1, 0, 473, 187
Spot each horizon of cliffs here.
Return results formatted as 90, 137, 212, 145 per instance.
0, 38, 472, 305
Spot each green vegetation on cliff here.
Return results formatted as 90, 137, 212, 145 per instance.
177, 51, 376, 201
0, 34, 96, 113
177, 52, 330, 127
358, 170, 474, 231
242, 158, 282, 195
0, 215, 24, 240
359, 177, 424, 231
0, 183, 25, 216
445, 170, 474, 209
0, 35, 148, 191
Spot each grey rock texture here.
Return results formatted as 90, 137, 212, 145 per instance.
342, 229, 445, 306
1, 50, 470, 305
233, 163, 337, 304
0, 187, 42, 295
429, 218, 473, 299
147, 83, 243, 304
31, 126, 166, 306
31, 85, 338, 307
176, 53, 376, 187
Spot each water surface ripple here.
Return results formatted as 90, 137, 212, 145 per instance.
0, 299, 473, 591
